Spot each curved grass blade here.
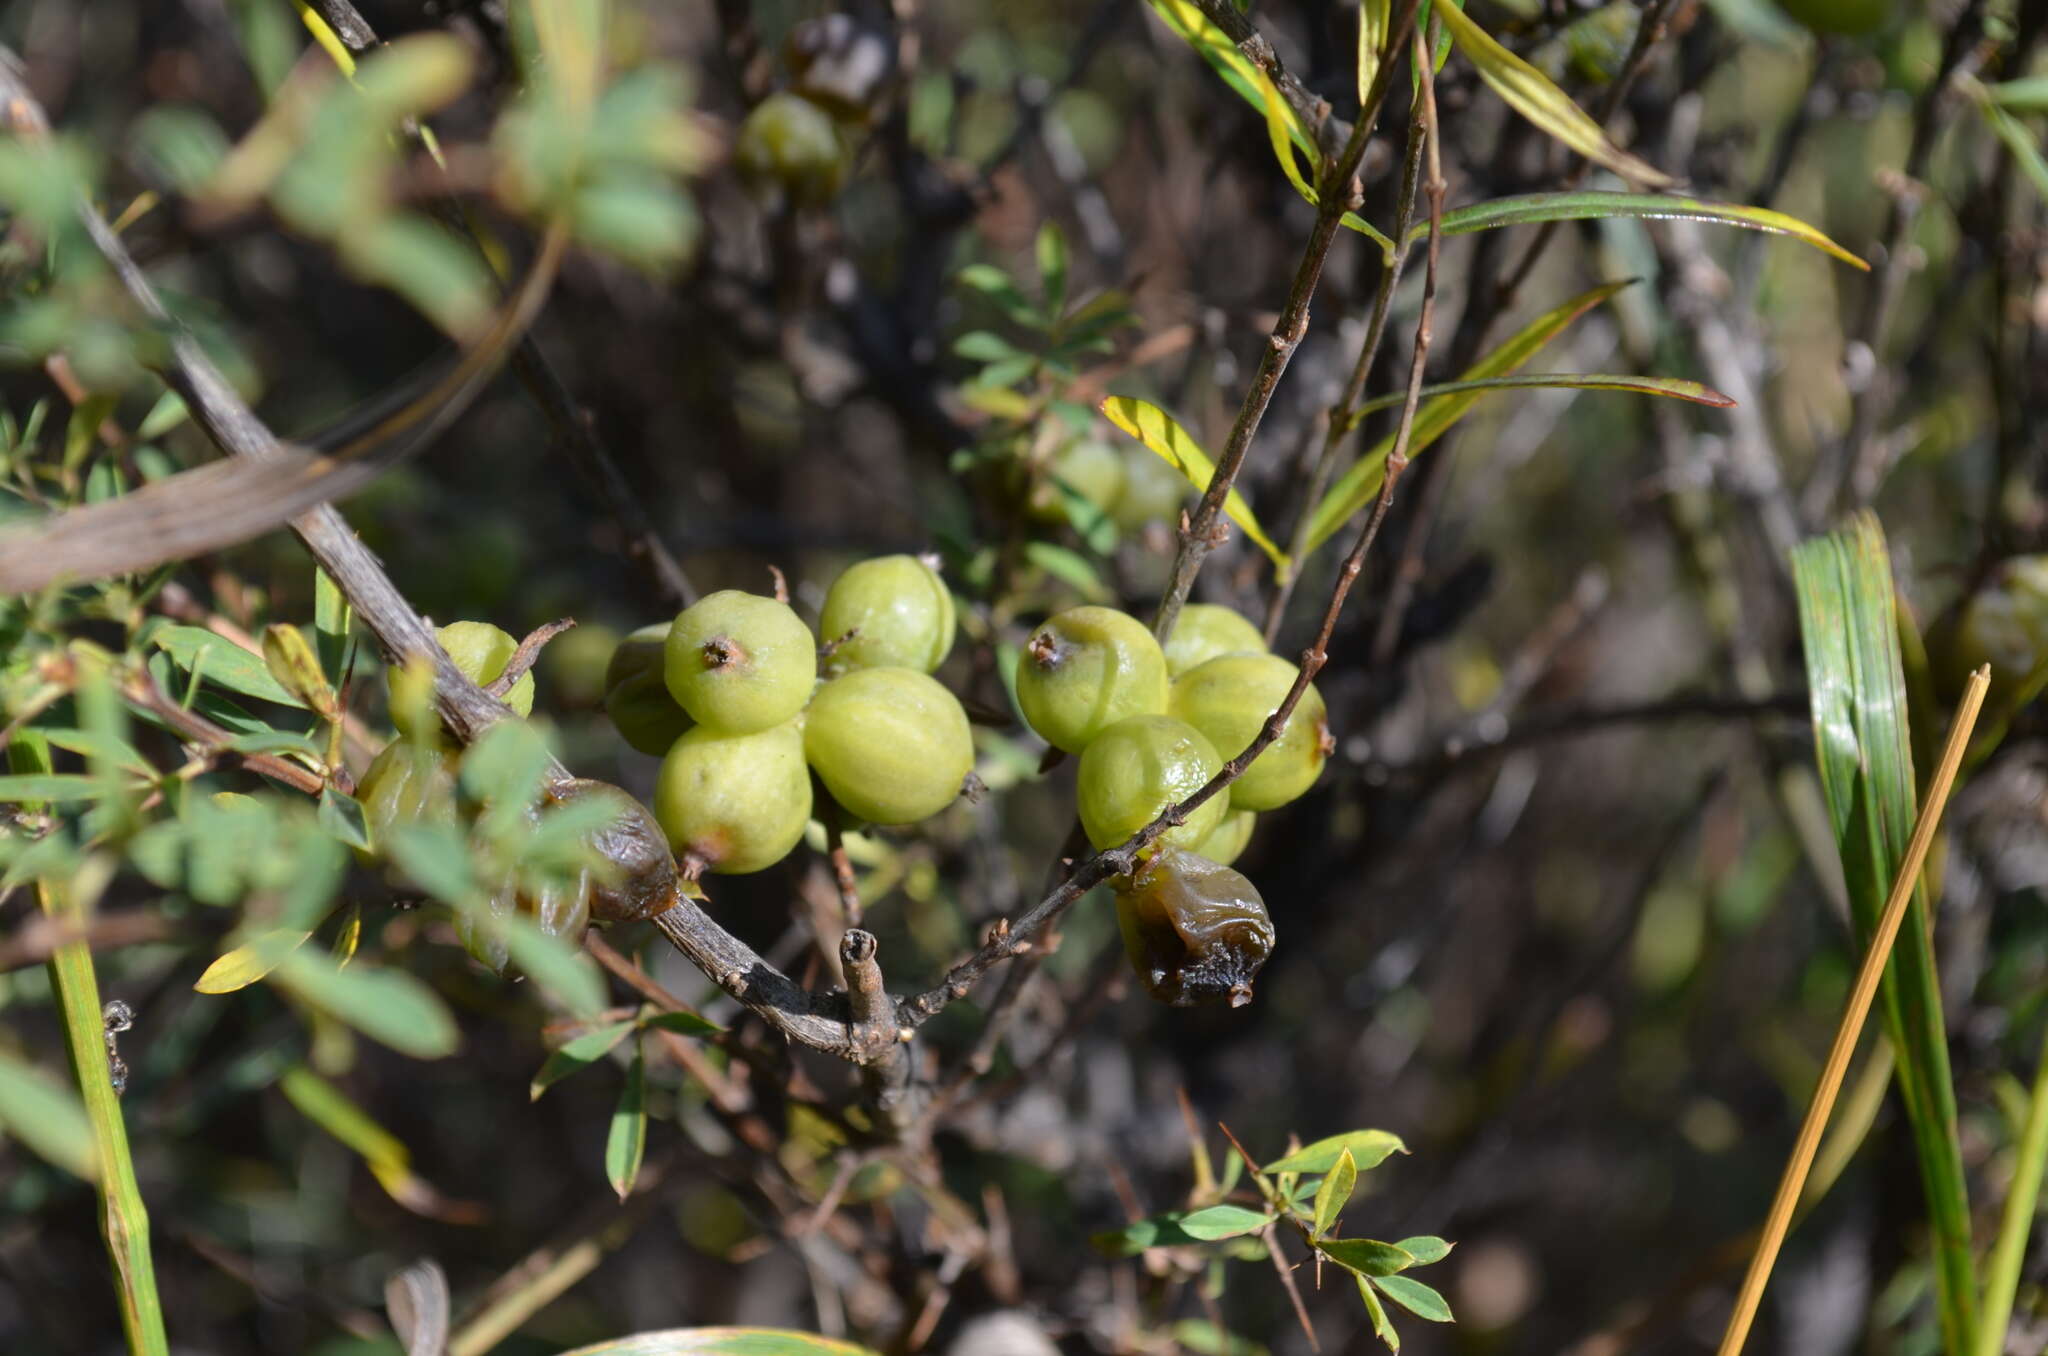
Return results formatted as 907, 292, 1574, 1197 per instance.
1432, 3, 1671, 186
1981, 74, 2048, 112
556, 1331, 882, 1356
1344, 372, 1734, 426
1416, 191, 1867, 269
1302, 280, 1632, 556
1101, 396, 1288, 566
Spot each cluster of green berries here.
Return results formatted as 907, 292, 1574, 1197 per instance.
1013, 602, 1331, 1005
602, 556, 974, 877
357, 623, 679, 974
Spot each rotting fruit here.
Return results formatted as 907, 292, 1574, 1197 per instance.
733, 91, 848, 207
654, 719, 812, 875
605, 622, 695, 755
1114, 845, 1275, 1007
1170, 651, 1330, 812
354, 740, 457, 860
391, 620, 534, 739
804, 667, 974, 825
818, 554, 956, 675
551, 778, 682, 923
1075, 714, 1227, 854
665, 589, 817, 735
1161, 602, 1265, 679
1015, 605, 1169, 754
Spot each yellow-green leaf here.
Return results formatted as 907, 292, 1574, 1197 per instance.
261, 624, 339, 720
606, 1039, 647, 1201
195, 930, 313, 993
1100, 396, 1288, 567
1359, 0, 1391, 107
1416, 191, 1867, 269
1434, 2, 1671, 185
0, 1048, 96, 1180
1313, 1146, 1358, 1236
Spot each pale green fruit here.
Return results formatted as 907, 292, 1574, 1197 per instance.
805, 667, 974, 824
1162, 603, 1265, 679
391, 620, 534, 738
605, 623, 695, 755
1110, 445, 1190, 531
654, 720, 812, 874
1196, 809, 1256, 867
1076, 714, 1227, 853
734, 92, 849, 206
1029, 439, 1126, 524
1014, 606, 1169, 753
1170, 652, 1330, 812
664, 590, 817, 734
818, 555, 956, 675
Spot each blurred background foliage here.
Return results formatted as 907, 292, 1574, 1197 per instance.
0, 0, 2045, 1353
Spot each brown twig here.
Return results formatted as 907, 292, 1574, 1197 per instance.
484, 618, 576, 698
123, 669, 328, 795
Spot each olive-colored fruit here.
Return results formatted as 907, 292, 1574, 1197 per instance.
605, 623, 695, 755
1170, 652, 1329, 812
818, 555, 956, 675
1015, 606, 1170, 754
804, 667, 973, 824
391, 620, 535, 739
549, 778, 682, 923
543, 622, 620, 708
1076, 714, 1227, 853
665, 590, 817, 735
654, 719, 812, 874
734, 92, 848, 207
1196, 809, 1256, 867
1110, 445, 1189, 531
1162, 602, 1265, 679
1937, 556, 2048, 704
1114, 845, 1275, 1007
1028, 439, 1126, 524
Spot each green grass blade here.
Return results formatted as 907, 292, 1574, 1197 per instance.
1977, 1022, 2048, 1356
1790, 512, 1975, 1356
1416, 191, 1867, 269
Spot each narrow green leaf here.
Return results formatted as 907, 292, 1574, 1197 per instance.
1372, 1274, 1453, 1322
1092, 1213, 1208, 1256
0, 1047, 96, 1179
271, 952, 461, 1059
317, 787, 372, 851
1321, 1237, 1418, 1277
1357, 1273, 1400, 1351
1345, 372, 1735, 426
642, 1007, 724, 1037
1433, 2, 1669, 184
136, 390, 190, 440
1302, 279, 1631, 556
496, 911, 607, 1018
313, 567, 352, 684
1024, 541, 1111, 602
1265, 1128, 1408, 1175
152, 625, 307, 708
1982, 75, 2048, 112
1392, 1235, 1453, 1265
606, 1038, 647, 1200
40, 728, 152, 776
955, 264, 1039, 327
1313, 1147, 1358, 1236
278, 1064, 409, 1183
555, 1330, 882, 1356
1177, 1204, 1273, 1240
0, 774, 109, 804
1100, 397, 1288, 566
1359, 0, 1391, 107
532, 1020, 636, 1100
1416, 191, 1867, 269
1980, 102, 2048, 207
954, 331, 1027, 364
194, 929, 312, 993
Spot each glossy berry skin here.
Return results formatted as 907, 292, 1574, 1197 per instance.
818, 555, 956, 675
1170, 652, 1329, 812
550, 779, 681, 923
665, 590, 817, 735
355, 741, 458, 855
1162, 603, 1265, 679
1015, 606, 1170, 754
654, 719, 812, 874
1110, 446, 1189, 532
734, 92, 848, 207
391, 620, 534, 739
1076, 714, 1227, 853
1027, 439, 1126, 524
1114, 845, 1275, 1007
1196, 808, 1255, 867
605, 623, 695, 755
804, 667, 973, 824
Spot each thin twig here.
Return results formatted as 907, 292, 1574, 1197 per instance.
484, 618, 576, 698
1713, 667, 1989, 1356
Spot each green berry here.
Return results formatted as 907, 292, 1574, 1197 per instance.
818, 555, 956, 675
1170, 652, 1329, 812
664, 590, 817, 735
734, 92, 848, 206
654, 719, 812, 874
355, 741, 458, 855
1110, 445, 1190, 532
1028, 439, 1126, 524
1015, 606, 1169, 754
1196, 809, 1256, 867
1114, 844, 1275, 1007
1076, 714, 1227, 853
804, 667, 974, 824
390, 620, 534, 739
1162, 603, 1265, 679
605, 623, 695, 755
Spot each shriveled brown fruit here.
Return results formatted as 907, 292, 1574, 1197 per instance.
1113, 845, 1276, 1007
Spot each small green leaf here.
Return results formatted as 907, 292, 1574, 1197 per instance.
1982, 74, 2048, 112
1372, 1274, 1454, 1322
1979, 101, 2048, 207
1178, 1204, 1273, 1240
954, 331, 1028, 363
570, 178, 700, 270
1092, 1213, 1208, 1256
532, 1020, 636, 1100
496, 910, 607, 1018
1321, 1237, 1418, 1277
195, 929, 312, 993
1313, 1147, 1358, 1236
1358, 1271, 1400, 1350
0, 1047, 96, 1180
317, 787, 372, 851
385, 823, 479, 906
606, 1038, 647, 1200
1024, 541, 1111, 603
643, 1007, 724, 1038
1392, 1235, 1453, 1264
1359, 0, 1391, 107
1099, 397, 1287, 566
272, 952, 461, 1059
955, 264, 1039, 327
1433, 2, 1670, 185
313, 567, 351, 682
1417, 191, 1866, 269
261, 624, 339, 719
0, 773, 109, 804
330, 903, 362, 966
554, 1329, 882, 1356
1345, 372, 1734, 424
1266, 1128, 1407, 1175
153, 625, 307, 708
